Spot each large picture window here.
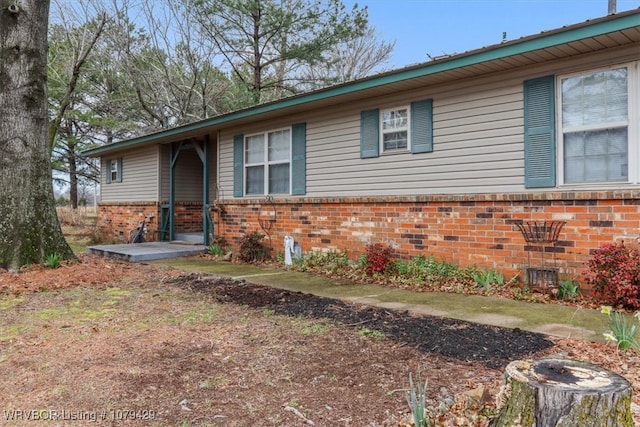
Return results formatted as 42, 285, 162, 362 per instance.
245, 129, 291, 195
560, 67, 629, 184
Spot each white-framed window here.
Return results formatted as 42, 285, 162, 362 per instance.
110, 160, 119, 182
245, 128, 291, 195
106, 158, 122, 184
558, 64, 636, 184
380, 106, 410, 152
360, 100, 432, 159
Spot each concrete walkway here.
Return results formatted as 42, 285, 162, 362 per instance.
156, 257, 609, 343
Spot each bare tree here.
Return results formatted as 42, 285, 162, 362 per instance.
108, 0, 234, 129
300, 26, 395, 90
46, 0, 236, 209
0, 0, 75, 270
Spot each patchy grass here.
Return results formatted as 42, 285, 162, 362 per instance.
2, 281, 498, 426
2, 255, 640, 425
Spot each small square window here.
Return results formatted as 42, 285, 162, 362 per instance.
380, 107, 409, 152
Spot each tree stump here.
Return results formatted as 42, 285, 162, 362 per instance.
490, 358, 632, 427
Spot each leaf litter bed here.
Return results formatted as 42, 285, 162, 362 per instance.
1, 255, 639, 426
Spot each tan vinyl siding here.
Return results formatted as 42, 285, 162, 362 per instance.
218, 46, 638, 199
219, 133, 237, 200
158, 140, 218, 202
219, 82, 526, 197
173, 149, 203, 201
101, 146, 159, 202
160, 145, 170, 201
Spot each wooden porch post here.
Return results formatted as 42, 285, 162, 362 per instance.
169, 142, 179, 241
203, 135, 210, 246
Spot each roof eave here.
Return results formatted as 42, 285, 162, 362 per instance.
83, 9, 640, 157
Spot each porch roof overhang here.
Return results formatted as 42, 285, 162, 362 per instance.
83, 8, 640, 158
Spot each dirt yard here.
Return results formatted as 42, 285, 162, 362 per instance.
1, 255, 639, 426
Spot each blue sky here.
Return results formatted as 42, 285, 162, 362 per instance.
347, 0, 639, 67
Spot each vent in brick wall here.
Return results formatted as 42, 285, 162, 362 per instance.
526, 267, 559, 290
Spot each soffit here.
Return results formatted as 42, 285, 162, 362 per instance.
332, 25, 640, 103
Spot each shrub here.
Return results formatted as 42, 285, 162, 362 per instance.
295, 249, 348, 271
358, 253, 368, 268
238, 232, 269, 262
394, 254, 475, 287
363, 243, 394, 275
87, 226, 112, 245
583, 241, 640, 309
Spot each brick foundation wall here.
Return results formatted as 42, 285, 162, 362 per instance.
174, 202, 205, 233
98, 202, 207, 242
98, 191, 640, 287
97, 203, 160, 243
216, 191, 640, 284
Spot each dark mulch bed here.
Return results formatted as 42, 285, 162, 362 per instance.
172, 273, 554, 369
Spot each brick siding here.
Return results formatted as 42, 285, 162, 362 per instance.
174, 202, 205, 233
99, 191, 640, 286
215, 191, 640, 283
97, 202, 159, 243
97, 202, 205, 242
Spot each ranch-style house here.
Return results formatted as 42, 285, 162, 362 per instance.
84, 9, 640, 285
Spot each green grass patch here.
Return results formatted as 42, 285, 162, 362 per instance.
0, 296, 24, 311
65, 235, 91, 255
36, 306, 117, 321
180, 309, 217, 323
300, 322, 330, 335
0, 324, 27, 342
358, 327, 385, 338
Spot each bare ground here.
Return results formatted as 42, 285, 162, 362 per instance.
1, 255, 639, 426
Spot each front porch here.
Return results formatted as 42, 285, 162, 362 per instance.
88, 241, 207, 262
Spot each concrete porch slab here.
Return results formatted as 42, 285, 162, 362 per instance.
88, 242, 207, 262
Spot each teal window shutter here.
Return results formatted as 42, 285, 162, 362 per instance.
233, 134, 244, 197
106, 159, 112, 184
524, 76, 556, 188
360, 109, 379, 158
291, 123, 306, 195
116, 158, 123, 182
411, 99, 433, 153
